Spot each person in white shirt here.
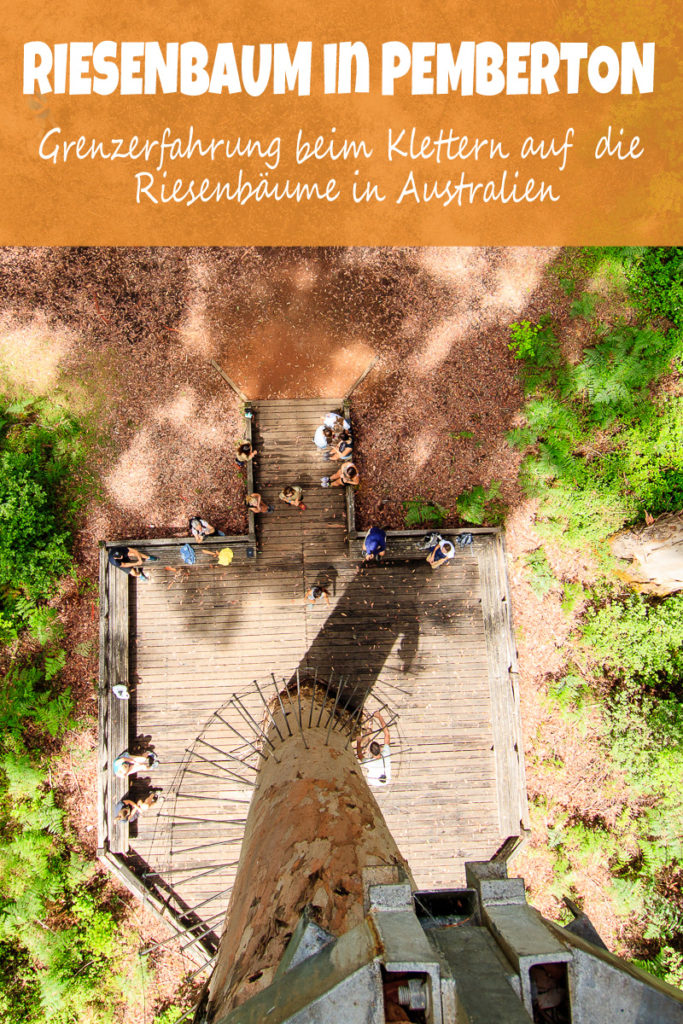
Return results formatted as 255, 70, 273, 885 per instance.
323, 411, 351, 433
314, 412, 351, 449
313, 424, 334, 449
356, 711, 392, 787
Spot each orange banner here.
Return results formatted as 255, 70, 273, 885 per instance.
2, 0, 681, 244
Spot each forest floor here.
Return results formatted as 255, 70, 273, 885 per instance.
0, 246, 637, 1021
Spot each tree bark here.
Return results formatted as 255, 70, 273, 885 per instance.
205, 687, 412, 1020
610, 511, 683, 594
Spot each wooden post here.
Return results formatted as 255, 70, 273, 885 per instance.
205, 683, 413, 1019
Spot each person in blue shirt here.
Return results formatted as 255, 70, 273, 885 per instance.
363, 526, 387, 562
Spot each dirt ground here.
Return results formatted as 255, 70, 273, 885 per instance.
0, 246, 633, 1018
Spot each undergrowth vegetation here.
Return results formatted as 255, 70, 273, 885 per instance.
511, 247, 683, 986
0, 395, 153, 1023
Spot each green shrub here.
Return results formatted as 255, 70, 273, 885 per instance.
26, 606, 65, 646
511, 334, 683, 548
622, 246, 683, 327
509, 320, 541, 360
0, 749, 127, 1023
0, 398, 85, 625
154, 1007, 186, 1024
0, 447, 73, 600
0, 658, 74, 740
547, 672, 590, 714
581, 592, 683, 688
561, 582, 584, 615
635, 946, 683, 989
520, 248, 683, 970
553, 246, 683, 326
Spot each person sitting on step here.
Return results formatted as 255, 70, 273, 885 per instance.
327, 430, 354, 462
313, 424, 334, 450
426, 537, 456, 569
113, 788, 161, 824
235, 441, 257, 467
108, 546, 157, 582
188, 516, 216, 542
112, 749, 159, 779
323, 462, 359, 488
323, 411, 351, 437
246, 492, 273, 514
363, 526, 387, 562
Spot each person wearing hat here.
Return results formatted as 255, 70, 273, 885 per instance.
426, 537, 456, 569
363, 526, 387, 562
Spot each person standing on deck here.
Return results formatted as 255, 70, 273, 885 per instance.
279, 485, 307, 511
363, 526, 387, 562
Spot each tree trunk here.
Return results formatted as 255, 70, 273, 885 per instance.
610, 511, 683, 594
204, 684, 413, 1020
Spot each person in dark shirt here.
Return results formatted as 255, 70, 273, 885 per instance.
363, 526, 387, 562
108, 546, 157, 581
427, 538, 456, 569
328, 431, 354, 462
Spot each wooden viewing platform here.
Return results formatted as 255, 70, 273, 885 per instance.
98, 397, 528, 968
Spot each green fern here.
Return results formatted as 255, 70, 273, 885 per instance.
26, 606, 64, 646
456, 481, 504, 525
524, 548, 557, 597
569, 292, 598, 320
403, 496, 449, 528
